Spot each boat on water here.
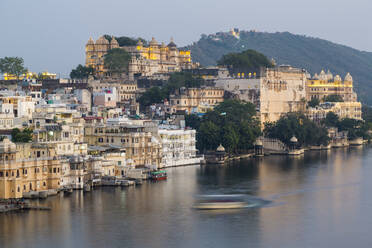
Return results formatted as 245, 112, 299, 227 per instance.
150, 170, 167, 181
193, 194, 247, 210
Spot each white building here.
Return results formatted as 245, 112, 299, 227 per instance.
158, 127, 201, 167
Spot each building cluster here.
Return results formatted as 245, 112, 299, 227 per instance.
0, 34, 365, 199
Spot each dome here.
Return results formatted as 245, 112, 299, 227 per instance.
290, 136, 298, 143
216, 144, 225, 152
86, 37, 94, 46
313, 73, 319, 79
319, 70, 327, 80
167, 37, 177, 48
0, 138, 16, 154
161, 42, 166, 48
149, 37, 158, 46
344, 72, 353, 82
96, 36, 109, 45
334, 75, 342, 82
110, 37, 119, 46
326, 70, 333, 81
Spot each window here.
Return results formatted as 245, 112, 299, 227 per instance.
37, 151, 40, 158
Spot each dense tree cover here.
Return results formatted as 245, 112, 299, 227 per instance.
185, 99, 261, 154
104, 48, 131, 75
70, 64, 94, 79
308, 98, 320, 108
11, 128, 33, 143
264, 113, 330, 147
323, 95, 344, 102
0, 57, 27, 80
138, 72, 206, 108
104, 35, 147, 47
323, 112, 370, 140
186, 30, 372, 104
217, 49, 273, 73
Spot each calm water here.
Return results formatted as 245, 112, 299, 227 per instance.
1, 146, 372, 248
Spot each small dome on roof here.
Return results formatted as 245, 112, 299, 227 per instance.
149, 37, 158, 46
168, 37, 177, 48
344, 72, 353, 82
334, 75, 342, 82
110, 36, 119, 45
216, 144, 225, 152
86, 37, 94, 46
96, 36, 109, 45
313, 73, 319, 79
290, 136, 298, 143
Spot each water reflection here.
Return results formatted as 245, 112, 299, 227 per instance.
1, 146, 372, 248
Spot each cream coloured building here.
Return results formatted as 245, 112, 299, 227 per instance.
169, 87, 225, 114
306, 70, 357, 102
89, 80, 137, 103
85, 36, 198, 78
0, 139, 63, 199
307, 101, 362, 122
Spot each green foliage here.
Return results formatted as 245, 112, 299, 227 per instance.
138, 72, 206, 108
323, 95, 344, 102
11, 128, 33, 143
104, 48, 131, 74
322, 112, 339, 127
362, 105, 372, 123
217, 49, 273, 73
186, 30, 372, 104
104, 35, 148, 47
264, 113, 330, 147
0, 57, 27, 80
70, 64, 93, 79
308, 98, 320, 108
186, 99, 261, 154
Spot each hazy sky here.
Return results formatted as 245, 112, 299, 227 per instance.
0, 0, 371, 77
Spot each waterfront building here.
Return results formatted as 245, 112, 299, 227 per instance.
158, 127, 201, 167
85, 36, 198, 78
306, 70, 357, 102
84, 120, 162, 169
216, 65, 307, 124
307, 101, 362, 122
0, 138, 62, 199
169, 87, 224, 114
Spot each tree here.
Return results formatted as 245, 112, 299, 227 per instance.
104, 48, 131, 76
217, 49, 274, 74
70, 64, 93, 79
11, 128, 33, 143
198, 121, 221, 152
0, 57, 27, 81
323, 95, 344, 102
308, 98, 320, 108
138, 87, 167, 108
323, 112, 339, 127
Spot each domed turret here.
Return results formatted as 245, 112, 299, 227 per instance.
86, 37, 94, 46
290, 136, 298, 143
167, 37, 177, 48
313, 73, 319, 79
96, 36, 109, 45
216, 144, 225, 152
326, 70, 333, 81
334, 75, 342, 82
149, 37, 158, 46
110, 36, 119, 48
319, 70, 327, 80
344, 72, 353, 82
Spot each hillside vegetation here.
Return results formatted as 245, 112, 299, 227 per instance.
185, 31, 372, 104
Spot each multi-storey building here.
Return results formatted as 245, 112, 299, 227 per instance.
169, 87, 225, 114
216, 65, 307, 124
307, 102, 362, 122
306, 70, 357, 101
89, 80, 137, 104
84, 121, 162, 169
0, 138, 63, 199
85, 36, 198, 78
158, 127, 201, 167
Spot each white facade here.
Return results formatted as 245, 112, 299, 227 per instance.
158, 128, 201, 167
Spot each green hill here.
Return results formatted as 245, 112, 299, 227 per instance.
185, 31, 372, 104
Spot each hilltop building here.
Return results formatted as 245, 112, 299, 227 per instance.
85, 36, 198, 78
216, 65, 307, 124
306, 70, 357, 102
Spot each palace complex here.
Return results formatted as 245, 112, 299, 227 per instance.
85, 36, 198, 78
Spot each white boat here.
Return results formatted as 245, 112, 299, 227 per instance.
193, 194, 247, 210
